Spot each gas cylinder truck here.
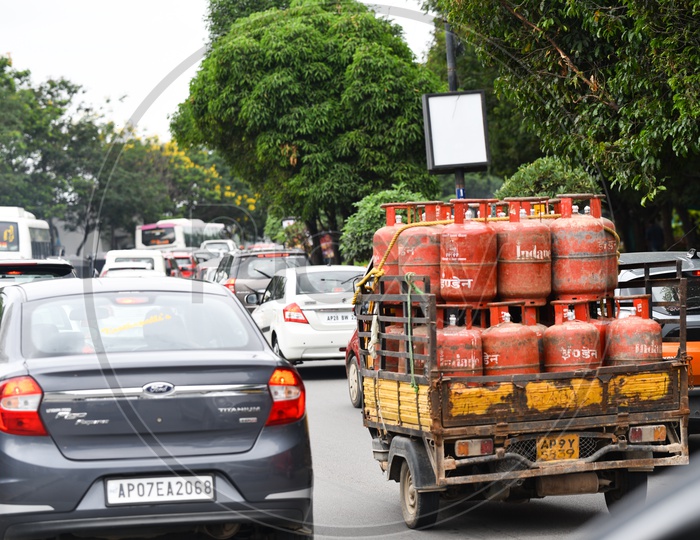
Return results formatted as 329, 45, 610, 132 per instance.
353, 196, 689, 529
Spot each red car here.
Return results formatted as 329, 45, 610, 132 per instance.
167, 250, 197, 279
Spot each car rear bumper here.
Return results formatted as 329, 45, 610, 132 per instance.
4, 504, 312, 540
0, 420, 313, 539
278, 325, 352, 360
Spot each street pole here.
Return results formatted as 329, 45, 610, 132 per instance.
445, 21, 465, 199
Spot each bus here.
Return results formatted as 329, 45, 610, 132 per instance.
0, 207, 53, 260
135, 218, 226, 251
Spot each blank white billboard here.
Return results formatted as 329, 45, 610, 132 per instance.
422, 91, 490, 172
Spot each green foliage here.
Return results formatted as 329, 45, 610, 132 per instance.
435, 0, 700, 201
439, 173, 503, 201
1, 56, 266, 253
173, 0, 442, 240
424, 23, 543, 177
339, 185, 426, 264
206, 0, 290, 42
495, 157, 600, 199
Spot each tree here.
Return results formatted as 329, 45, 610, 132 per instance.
434, 0, 700, 248
424, 23, 543, 179
206, 0, 290, 42
340, 185, 426, 265
495, 157, 600, 199
172, 0, 442, 263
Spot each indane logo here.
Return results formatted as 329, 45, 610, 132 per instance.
515, 243, 551, 260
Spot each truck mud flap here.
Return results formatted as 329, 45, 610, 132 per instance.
387, 436, 440, 491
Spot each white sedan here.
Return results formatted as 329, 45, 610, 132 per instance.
250, 265, 363, 362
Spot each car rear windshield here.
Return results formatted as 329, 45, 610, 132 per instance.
296, 270, 362, 294
0, 264, 74, 283
238, 255, 307, 279
21, 291, 260, 357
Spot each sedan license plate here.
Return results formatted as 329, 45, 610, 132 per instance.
324, 312, 355, 323
536, 434, 579, 462
106, 475, 215, 505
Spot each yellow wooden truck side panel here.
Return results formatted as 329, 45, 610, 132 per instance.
608, 372, 671, 406
363, 377, 431, 431
526, 379, 603, 411
448, 382, 516, 415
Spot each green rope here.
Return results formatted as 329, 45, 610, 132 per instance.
404, 273, 424, 393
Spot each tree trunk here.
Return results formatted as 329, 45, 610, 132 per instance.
306, 217, 322, 265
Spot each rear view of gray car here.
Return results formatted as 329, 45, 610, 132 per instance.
0, 277, 313, 539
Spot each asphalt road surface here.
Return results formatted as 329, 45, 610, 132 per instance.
300, 360, 700, 540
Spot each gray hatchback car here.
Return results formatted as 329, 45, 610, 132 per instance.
0, 277, 313, 539
215, 249, 309, 313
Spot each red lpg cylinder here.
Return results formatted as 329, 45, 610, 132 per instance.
522, 305, 548, 366
589, 195, 619, 295
589, 297, 615, 361
437, 313, 483, 382
497, 198, 552, 306
440, 199, 497, 306
550, 194, 608, 301
543, 302, 602, 373
379, 322, 405, 372
373, 203, 409, 296
482, 305, 540, 378
399, 202, 443, 297
606, 295, 663, 366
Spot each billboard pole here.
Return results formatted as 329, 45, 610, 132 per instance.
445, 22, 465, 199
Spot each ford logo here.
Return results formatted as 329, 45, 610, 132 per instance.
143, 382, 175, 396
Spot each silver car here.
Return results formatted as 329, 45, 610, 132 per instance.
0, 277, 313, 539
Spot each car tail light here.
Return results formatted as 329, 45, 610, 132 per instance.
283, 303, 308, 324
223, 278, 236, 292
0, 376, 48, 436
455, 438, 494, 457
266, 368, 306, 426
629, 425, 666, 443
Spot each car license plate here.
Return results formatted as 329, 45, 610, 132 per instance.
106, 475, 215, 505
536, 434, 580, 461
324, 312, 355, 323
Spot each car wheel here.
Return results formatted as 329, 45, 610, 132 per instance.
347, 355, 363, 408
400, 461, 439, 529
272, 336, 285, 359
604, 470, 647, 510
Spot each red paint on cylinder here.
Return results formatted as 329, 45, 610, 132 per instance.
590, 196, 619, 295
544, 302, 601, 372
440, 200, 497, 306
373, 204, 410, 296
437, 313, 483, 383
497, 198, 552, 305
482, 307, 540, 378
399, 202, 443, 298
606, 296, 663, 366
550, 195, 608, 300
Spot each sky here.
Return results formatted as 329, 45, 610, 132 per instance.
0, 0, 435, 141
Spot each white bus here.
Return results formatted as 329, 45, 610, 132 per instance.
0, 207, 53, 260
135, 218, 226, 251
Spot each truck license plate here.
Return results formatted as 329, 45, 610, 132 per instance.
536, 434, 580, 461
106, 475, 215, 505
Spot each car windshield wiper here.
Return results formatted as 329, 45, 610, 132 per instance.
252, 268, 273, 279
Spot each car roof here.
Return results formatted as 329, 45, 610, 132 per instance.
3, 276, 231, 302
104, 249, 164, 258
236, 248, 307, 257
277, 264, 363, 275
618, 251, 700, 278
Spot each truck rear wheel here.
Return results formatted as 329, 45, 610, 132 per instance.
400, 461, 439, 529
604, 470, 647, 510
347, 355, 362, 408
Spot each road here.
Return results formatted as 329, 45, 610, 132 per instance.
299, 360, 699, 540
